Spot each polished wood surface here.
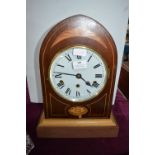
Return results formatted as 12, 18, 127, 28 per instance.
40, 15, 117, 118
37, 111, 119, 138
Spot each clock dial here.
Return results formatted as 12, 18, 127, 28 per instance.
49, 46, 108, 102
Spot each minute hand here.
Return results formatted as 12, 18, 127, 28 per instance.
54, 72, 76, 76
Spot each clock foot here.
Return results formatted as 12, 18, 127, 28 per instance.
37, 111, 119, 138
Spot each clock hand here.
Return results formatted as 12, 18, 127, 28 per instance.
54, 72, 76, 76
80, 77, 92, 87
54, 72, 92, 86
86, 81, 92, 87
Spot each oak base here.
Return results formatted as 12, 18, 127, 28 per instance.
37, 112, 119, 138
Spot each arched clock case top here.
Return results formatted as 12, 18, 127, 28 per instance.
40, 15, 117, 118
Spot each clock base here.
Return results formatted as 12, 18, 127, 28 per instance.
37, 111, 119, 138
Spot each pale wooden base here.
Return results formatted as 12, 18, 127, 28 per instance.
37, 112, 119, 138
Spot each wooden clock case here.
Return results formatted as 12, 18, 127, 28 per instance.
39, 15, 117, 119
37, 15, 118, 138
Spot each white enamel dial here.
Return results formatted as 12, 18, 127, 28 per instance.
49, 46, 108, 102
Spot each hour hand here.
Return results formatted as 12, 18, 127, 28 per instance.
86, 81, 92, 87
80, 77, 92, 87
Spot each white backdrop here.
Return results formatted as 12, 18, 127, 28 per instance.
26, 0, 129, 104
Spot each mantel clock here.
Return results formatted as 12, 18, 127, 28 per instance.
40, 15, 117, 119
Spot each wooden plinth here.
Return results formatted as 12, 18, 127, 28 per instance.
37, 112, 119, 138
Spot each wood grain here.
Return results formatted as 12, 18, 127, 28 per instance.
51, 28, 108, 49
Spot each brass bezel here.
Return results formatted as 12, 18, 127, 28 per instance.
48, 45, 109, 103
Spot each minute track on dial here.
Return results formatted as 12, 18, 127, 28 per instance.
49, 45, 108, 102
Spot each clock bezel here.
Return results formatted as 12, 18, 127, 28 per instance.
48, 45, 109, 103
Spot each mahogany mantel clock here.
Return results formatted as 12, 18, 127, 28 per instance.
39, 15, 117, 119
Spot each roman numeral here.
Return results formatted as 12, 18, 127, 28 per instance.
55, 74, 62, 78
65, 88, 71, 95
65, 54, 72, 61
57, 81, 64, 89
87, 89, 91, 94
87, 55, 92, 62
57, 64, 64, 67
92, 82, 100, 88
93, 64, 101, 69
76, 91, 80, 97
95, 74, 103, 78
77, 55, 82, 59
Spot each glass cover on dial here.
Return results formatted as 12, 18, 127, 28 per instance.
49, 46, 108, 102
